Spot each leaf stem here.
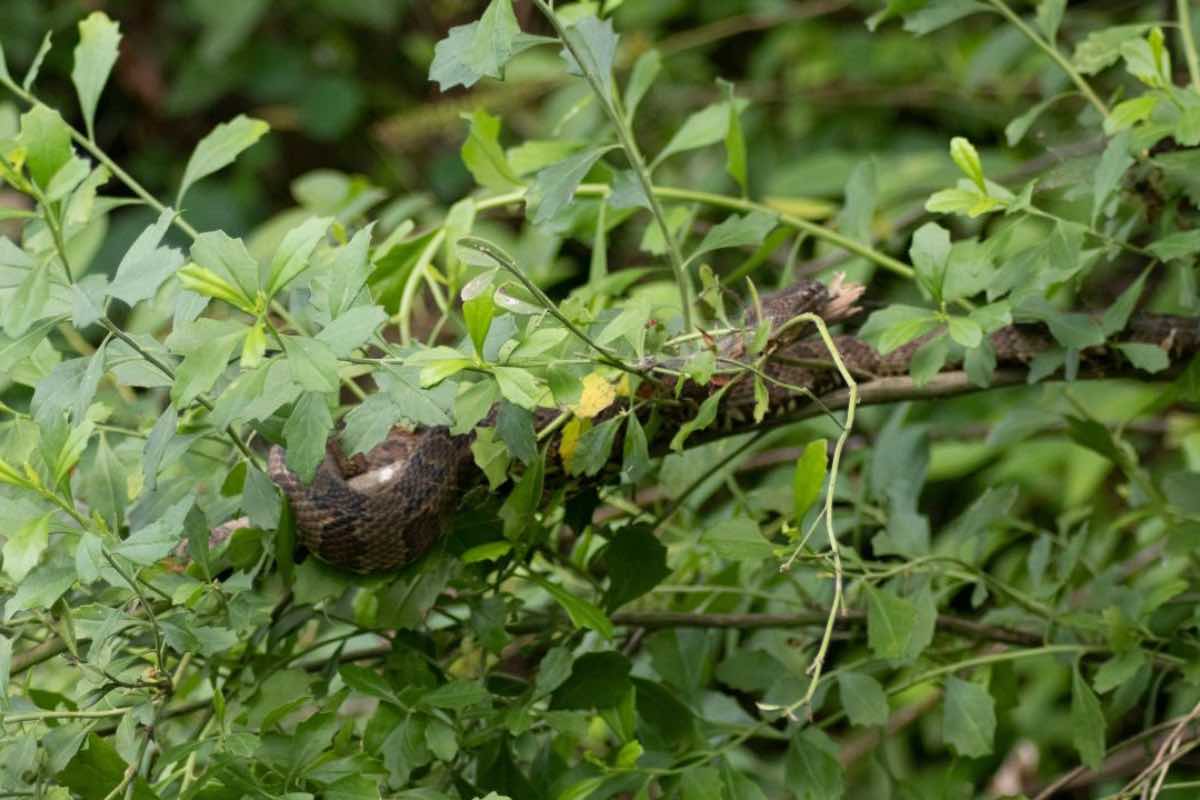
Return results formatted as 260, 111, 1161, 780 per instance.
987, 0, 1110, 119
1, 707, 130, 723
638, 184, 915, 279
457, 236, 652, 381
1179, 0, 1200, 92
529, 0, 695, 330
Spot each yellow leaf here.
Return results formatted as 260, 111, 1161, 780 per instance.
762, 195, 837, 220
558, 417, 585, 471
570, 372, 615, 419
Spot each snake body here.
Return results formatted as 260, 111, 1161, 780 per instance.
267, 278, 1200, 574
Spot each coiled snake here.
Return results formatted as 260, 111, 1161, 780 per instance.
264, 278, 1200, 574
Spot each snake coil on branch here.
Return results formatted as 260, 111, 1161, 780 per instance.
264, 277, 1200, 574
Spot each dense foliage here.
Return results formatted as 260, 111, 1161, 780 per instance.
3, 1, 1200, 798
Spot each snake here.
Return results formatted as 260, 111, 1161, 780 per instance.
264, 277, 1200, 574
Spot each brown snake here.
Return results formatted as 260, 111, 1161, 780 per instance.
264, 278, 1200, 574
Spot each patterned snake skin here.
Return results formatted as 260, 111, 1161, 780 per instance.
267, 278, 1200, 574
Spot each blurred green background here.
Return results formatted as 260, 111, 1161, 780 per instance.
2, 0, 1122, 285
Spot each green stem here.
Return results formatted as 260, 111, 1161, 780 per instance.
643, 184, 915, 279
396, 229, 446, 344
530, 0, 695, 331
779, 312, 858, 708
988, 0, 1110, 119
813, 643, 1101, 729
0, 75, 201, 240
1179, 0, 1200, 92
97, 317, 262, 470
2, 707, 129, 723
457, 236, 651, 381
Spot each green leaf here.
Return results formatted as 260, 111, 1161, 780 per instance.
534, 646, 574, 698
0, 317, 61, 374
1148, 229, 1200, 262
792, 439, 827, 523
190, 230, 261, 302
785, 728, 844, 800
159, 618, 238, 657
561, 15, 619, 101
623, 49, 661, 122
266, 215, 331, 297
58, 734, 159, 800
864, 584, 916, 660
679, 768, 721, 800
111, 497, 193, 565
108, 209, 184, 307
460, 109, 521, 191
1094, 649, 1146, 694
946, 315, 982, 348
910, 221, 952, 300
949, 136, 986, 192
492, 365, 543, 409
702, 514, 773, 561
526, 145, 616, 224
71, 12, 121, 140
283, 392, 335, 483
689, 210, 777, 264
499, 450, 544, 539
1006, 93, 1070, 145
3, 512, 52, 582
495, 401, 536, 466
901, 0, 992, 35
551, 651, 631, 709
462, 288, 495, 358
507, 139, 584, 178
1115, 342, 1170, 373
909, 334, 949, 386
460, 540, 513, 564
22, 32, 52, 93
3, 262, 51, 339
719, 79, 748, 195
1073, 24, 1155, 73
621, 412, 651, 484
942, 677, 996, 758
838, 671, 890, 728
948, 485, 1018, 538
177, 115, 269, 206
316, 305, 387, 357
602, 524, 669, 611
177, 263, 255, 313
283, 335, 340, 393
429, 0, 551, 90
85, 434, 127, 533
0, 632, 10, 697
1036, 0, 1066, 40
420, 680, 488, 709
653, 96, 750, 168
569, 416, 623, 477
526, 573, 613, 639
326, 776, 383, 800
1175, 106, 1200, 147
859, 305, 941, 355
1071, 665, 1106, 768
20, 105, 73, 189
1105, 94, 1159, 135
1092, 132, 1132, 225
670, 384, 730, 450
168, 323, 243, 406
5, 564, 75, 621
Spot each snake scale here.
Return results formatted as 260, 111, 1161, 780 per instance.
265, 277, 1200, 574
